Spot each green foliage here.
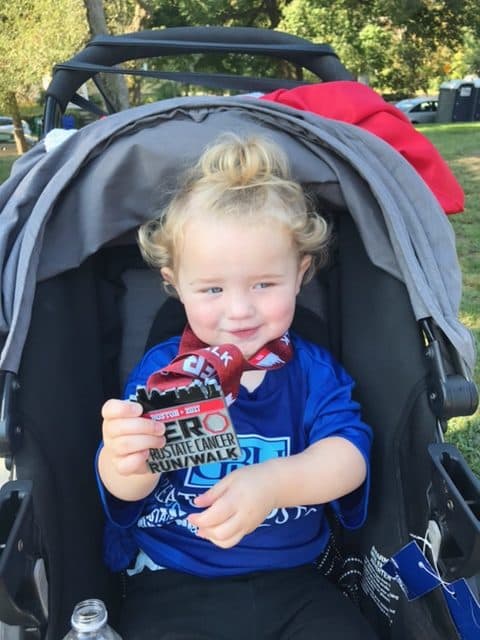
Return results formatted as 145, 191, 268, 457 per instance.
453, 30, 480, 77
103, 0, 292, 32
90, 1, 480, 97
0, 0, 88, 111
100, 0, 304, 104
2, 1, 479, 114
278, 0, 480, 93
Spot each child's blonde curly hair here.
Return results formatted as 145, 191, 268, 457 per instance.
138, 133, 330, 288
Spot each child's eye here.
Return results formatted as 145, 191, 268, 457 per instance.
254, 282, 273, 289
203, 286, 223, 294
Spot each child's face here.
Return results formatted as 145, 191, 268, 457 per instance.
162, 215, 311, 358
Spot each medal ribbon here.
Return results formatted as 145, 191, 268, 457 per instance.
145, 324, 293, 405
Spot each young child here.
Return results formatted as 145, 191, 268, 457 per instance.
97, 134, 377, 639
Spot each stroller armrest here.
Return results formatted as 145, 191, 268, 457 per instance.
421, 318, 479, 421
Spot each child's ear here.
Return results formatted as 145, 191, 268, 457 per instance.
160, 267, 180, 299
296, 255, 312, 293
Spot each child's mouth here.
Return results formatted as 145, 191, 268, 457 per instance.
228, 327, 259, 340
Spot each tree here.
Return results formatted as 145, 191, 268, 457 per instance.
279, 0, 480, 94
451, 29, 480, 77
83, 0, 130, 110
97, 1, 297, 104
0, 0, 87, 152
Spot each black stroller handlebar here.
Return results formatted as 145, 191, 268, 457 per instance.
43, 26, 354, 132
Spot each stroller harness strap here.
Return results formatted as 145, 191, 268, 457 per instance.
145, 324, 293, 405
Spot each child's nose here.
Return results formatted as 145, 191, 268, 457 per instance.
226, 292, 254, 319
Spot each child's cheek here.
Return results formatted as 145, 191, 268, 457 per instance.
184, 300, 220, 338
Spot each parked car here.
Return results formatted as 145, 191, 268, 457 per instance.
395, 96, 439, 124
0, 131, 35, 154
0, 131, 37, 156
0, 116, 32, 137
0, 131, 17, 154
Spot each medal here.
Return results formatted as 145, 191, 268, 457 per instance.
136, 324, 293, 472
136, 380, 241, 473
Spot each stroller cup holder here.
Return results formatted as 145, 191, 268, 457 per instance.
428, 443, 480, 582
0, 480, 46, 633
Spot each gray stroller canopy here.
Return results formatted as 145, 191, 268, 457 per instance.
0, 97, 475, 375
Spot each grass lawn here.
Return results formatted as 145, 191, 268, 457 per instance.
1, 123, 479, 475
0, 154, 17, 183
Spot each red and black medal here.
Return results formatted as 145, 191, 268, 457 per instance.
136, 325, 293, 472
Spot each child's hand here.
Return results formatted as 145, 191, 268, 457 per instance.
187, 463, 277, 548
101, 399, 166, 477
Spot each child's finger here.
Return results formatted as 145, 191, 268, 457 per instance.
115, 450, 151, 476
189, 494, 235, 529
102, 399, 143, 419
104, 416, 165, 439
111, 434, 165, 457
198, 516, 243, 549
193, 478, 228, 508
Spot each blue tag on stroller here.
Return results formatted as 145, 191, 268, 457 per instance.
383, 541, 440, 600
442, 577, 480, 639
383, 541, 480, 639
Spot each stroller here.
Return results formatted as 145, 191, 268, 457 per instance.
0, 26, 479, 639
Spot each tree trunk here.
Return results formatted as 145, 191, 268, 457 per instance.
82, 0, 130, 112
6, 92, 28, 155
130, 0, 150, 32
83, 0, 109, 33
264, 0, 282, 28
127, 0, 151, 105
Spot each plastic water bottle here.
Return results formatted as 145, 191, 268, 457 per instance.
63, 598, 122, 639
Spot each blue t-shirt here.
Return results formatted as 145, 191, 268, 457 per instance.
97, 333, 372, 577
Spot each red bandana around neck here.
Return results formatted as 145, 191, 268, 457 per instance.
145, 324, 294, 405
